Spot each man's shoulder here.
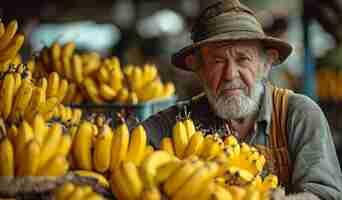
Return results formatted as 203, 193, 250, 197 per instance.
287, 92, 322, 113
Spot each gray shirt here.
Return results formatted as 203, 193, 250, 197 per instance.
141, 83, 342, 200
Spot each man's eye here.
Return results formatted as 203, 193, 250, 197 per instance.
237, 56, 250, 62
215, 59, 224, 63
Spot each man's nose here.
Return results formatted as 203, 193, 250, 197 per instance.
223, 60, 238, 81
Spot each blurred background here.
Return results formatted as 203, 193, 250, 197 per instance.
1, 0, 342, 163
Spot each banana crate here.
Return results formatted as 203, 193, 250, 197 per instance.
69, 96, 177, 124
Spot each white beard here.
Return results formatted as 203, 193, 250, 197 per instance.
204, 79, 264, 120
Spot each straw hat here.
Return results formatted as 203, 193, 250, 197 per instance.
171, 0, 293, 71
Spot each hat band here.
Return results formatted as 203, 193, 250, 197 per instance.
192, 13, 265, 42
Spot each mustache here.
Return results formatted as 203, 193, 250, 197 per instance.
218, 79, 247, 92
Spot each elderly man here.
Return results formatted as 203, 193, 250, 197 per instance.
141, 0, 342, 199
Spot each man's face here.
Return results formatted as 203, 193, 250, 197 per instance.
197, 41, 269, 120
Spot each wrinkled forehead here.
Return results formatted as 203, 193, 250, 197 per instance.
200, 40, 262, 56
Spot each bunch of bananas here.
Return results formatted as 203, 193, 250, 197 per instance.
52, 182, 105, 200
0, 114, 71, 177
50, 104, 83, 126
0, 20, 25, 72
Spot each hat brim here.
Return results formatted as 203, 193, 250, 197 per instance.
171, 31, 293, 71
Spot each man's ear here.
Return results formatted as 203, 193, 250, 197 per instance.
264, 49, 279, 72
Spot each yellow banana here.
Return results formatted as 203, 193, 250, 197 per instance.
63, 83, 77, 104
109, 70, 123, 91
244, 186, 261, 200
144, 145, 155, 159
7, 125, 18, 148
126, 124, 147, 166
46, 72, 60, 98
0, 20, 18, 51
83, 53, 101, 76
195, 180, 216, 200
127, 92, 139, 104
9, 79, 34, 123
141, 150, 175, 187
56, 133, 72, 157
70, 108, 82, 125
39, 123, 62, 167
37, 154, 69, 176
97, 66, 110, 84
73, 170, 110, 188
56, 79, 69, 103
121, 161, 144, 199
38, 77, 48, 94
17, 139, 40, 176
0, 34, 24, 61
184, 132, 204, 159
172, 120, 189, 158
0, 22, 4, 38
73, 121, 94, 170
110, 122, 129, 170
184, 118, 196, 140
172, 162, 220, 199
12, 72, 22, 95
72, 54, 83, 84
227, 185, 247, 200
227, 166, 254, 184
159, 137, 175, 156
115, 87, 129, 103
54, 182, 76, 200
141, 187, 161, 200
130, 67, 143, 92
93, 124, 113, 173
209, 185, 233, 200
83, 77, 104, 104
62, 56, 73, 79
50, 42, 63, 73
261, 174, 278, 192
0, 73, 15, 119
111, 164, 135, 200
99, 83, 117, 101
163, 159, 203, 196
15, 121, 34, 167
24, 87, 46, 123
155, 160, 182, 183
62, 42, 76, 58
32, 114, 48, 145
0, 137, 15, 176
142, 64, 158, 84
39, 97, 59, 120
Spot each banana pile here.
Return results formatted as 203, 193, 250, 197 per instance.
52, 182, 105, 200
0, 115, 71, 177
0, 20, 25, 72
33, 41, 175, 104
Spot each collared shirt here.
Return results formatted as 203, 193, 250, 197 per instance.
141, 83, 342, 200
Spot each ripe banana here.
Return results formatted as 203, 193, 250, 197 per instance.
46, 72, 60, 98
121, 161, 143, 199
56, 133, 72, 157
93, 124, 113, 173
16, 139, 40, 176
0, 20, 18, 51
127, 91, 138, 104
54, 182, 76, 200
109, 70, 123, 91
126, 125, 147, 166
0, 34, 25, 61
7, 125, 18, 148
37, 154, 69, 176
31, 114, 48, 144
0, 22, 4, 38
12, 72, 22, 94
0, 137, 14, 176
183, 132, 204, 158
162, 82, 175, 98
110, 122, 129, 170
144, 145, 155, 159
172, 120, 189, 158
83, 77, 104, 104
184, 118, 196, 140
163, 159, 203, 196
72, 54, 83, 84
141, 150, 175, 187
227, 185, 247, 200
115, 88, 129, 103
111, 164, 135, 200
141, 187, 161, 200
0, 73, 15, 119
171, 162, 220, 199
160, 137, 175, 156
73, 170, 110, 188
73, 121, 94, 170
50, 42, 63, 73
24, 87, 46, 123
99, 83, 117, 101
62, 56, 73, 80
56, 79, 69, 103
15, 121, 34, 167
155, 160, 182, 183
62, 42, 76, 58
82, 52, 101, 76
39, 123, 62, 167
63, 83, 77, 104
97, 66, 110, 84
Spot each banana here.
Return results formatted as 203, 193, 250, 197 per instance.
244, 186, 261, 200
110, 122, 129, 170
62, 56, 73, 79
73, 121, 94, 170
171, 162, 220, 199
184, 118, 196, 140
72, 54, 83, 84
50, 42, 63, 73
155, 160, 182, 183
227, 166, 254, 184
261, 174, 278, 192
0, 73, 15, 119
32, 114, 48, 144
0, 137, 15, 176
56, 133, 72, 157
46, 72, 60, 98
121, 161, 144, 199
38, 77, 48, 94
9, 79, 34, 123
126, 125, 147, 166
54, 182, 76, 200
83, 53, 101, 76
7, 125, 18, 148
141, 187, 161, 200
0, 20, 18, 51
109, 70, 123, 91
12, 72, 22, 94
63, 83, 77, 104
163, 159, 204, 196
127, 91, 139, 104
39, 123, 62, 167
73, 170, 110, 188
17, 139, 40, 176
143, 64, 158, 84
130, 67, 143, 92
15, 121, 34, 168
172, 120, 188, 158
62, 41, 76, 58
56, 79, 69, 103
195, 181, 216, 200
227, 185, 247, 200
141, 150, 175, 187
160, 137, 175, 156
39, 97, 59, 120
0, 34, 24, 61
66, 186, 86, 200
0, 22, 4, 38
70, 108, 82, 125
203, 137, 222, 160
83, 77, 104, 104
97, 66, 110, 84
24, 87, 46, 123
93, 124, 113, 173
123, 64, 134, 77
115, 87, 129, 103
111, 164, 136, 200
209, 185, 233, 200
144, 145, 155, 159
183, 132, 204, 158
99, 83, 117, 101
37, 154, 69, 176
